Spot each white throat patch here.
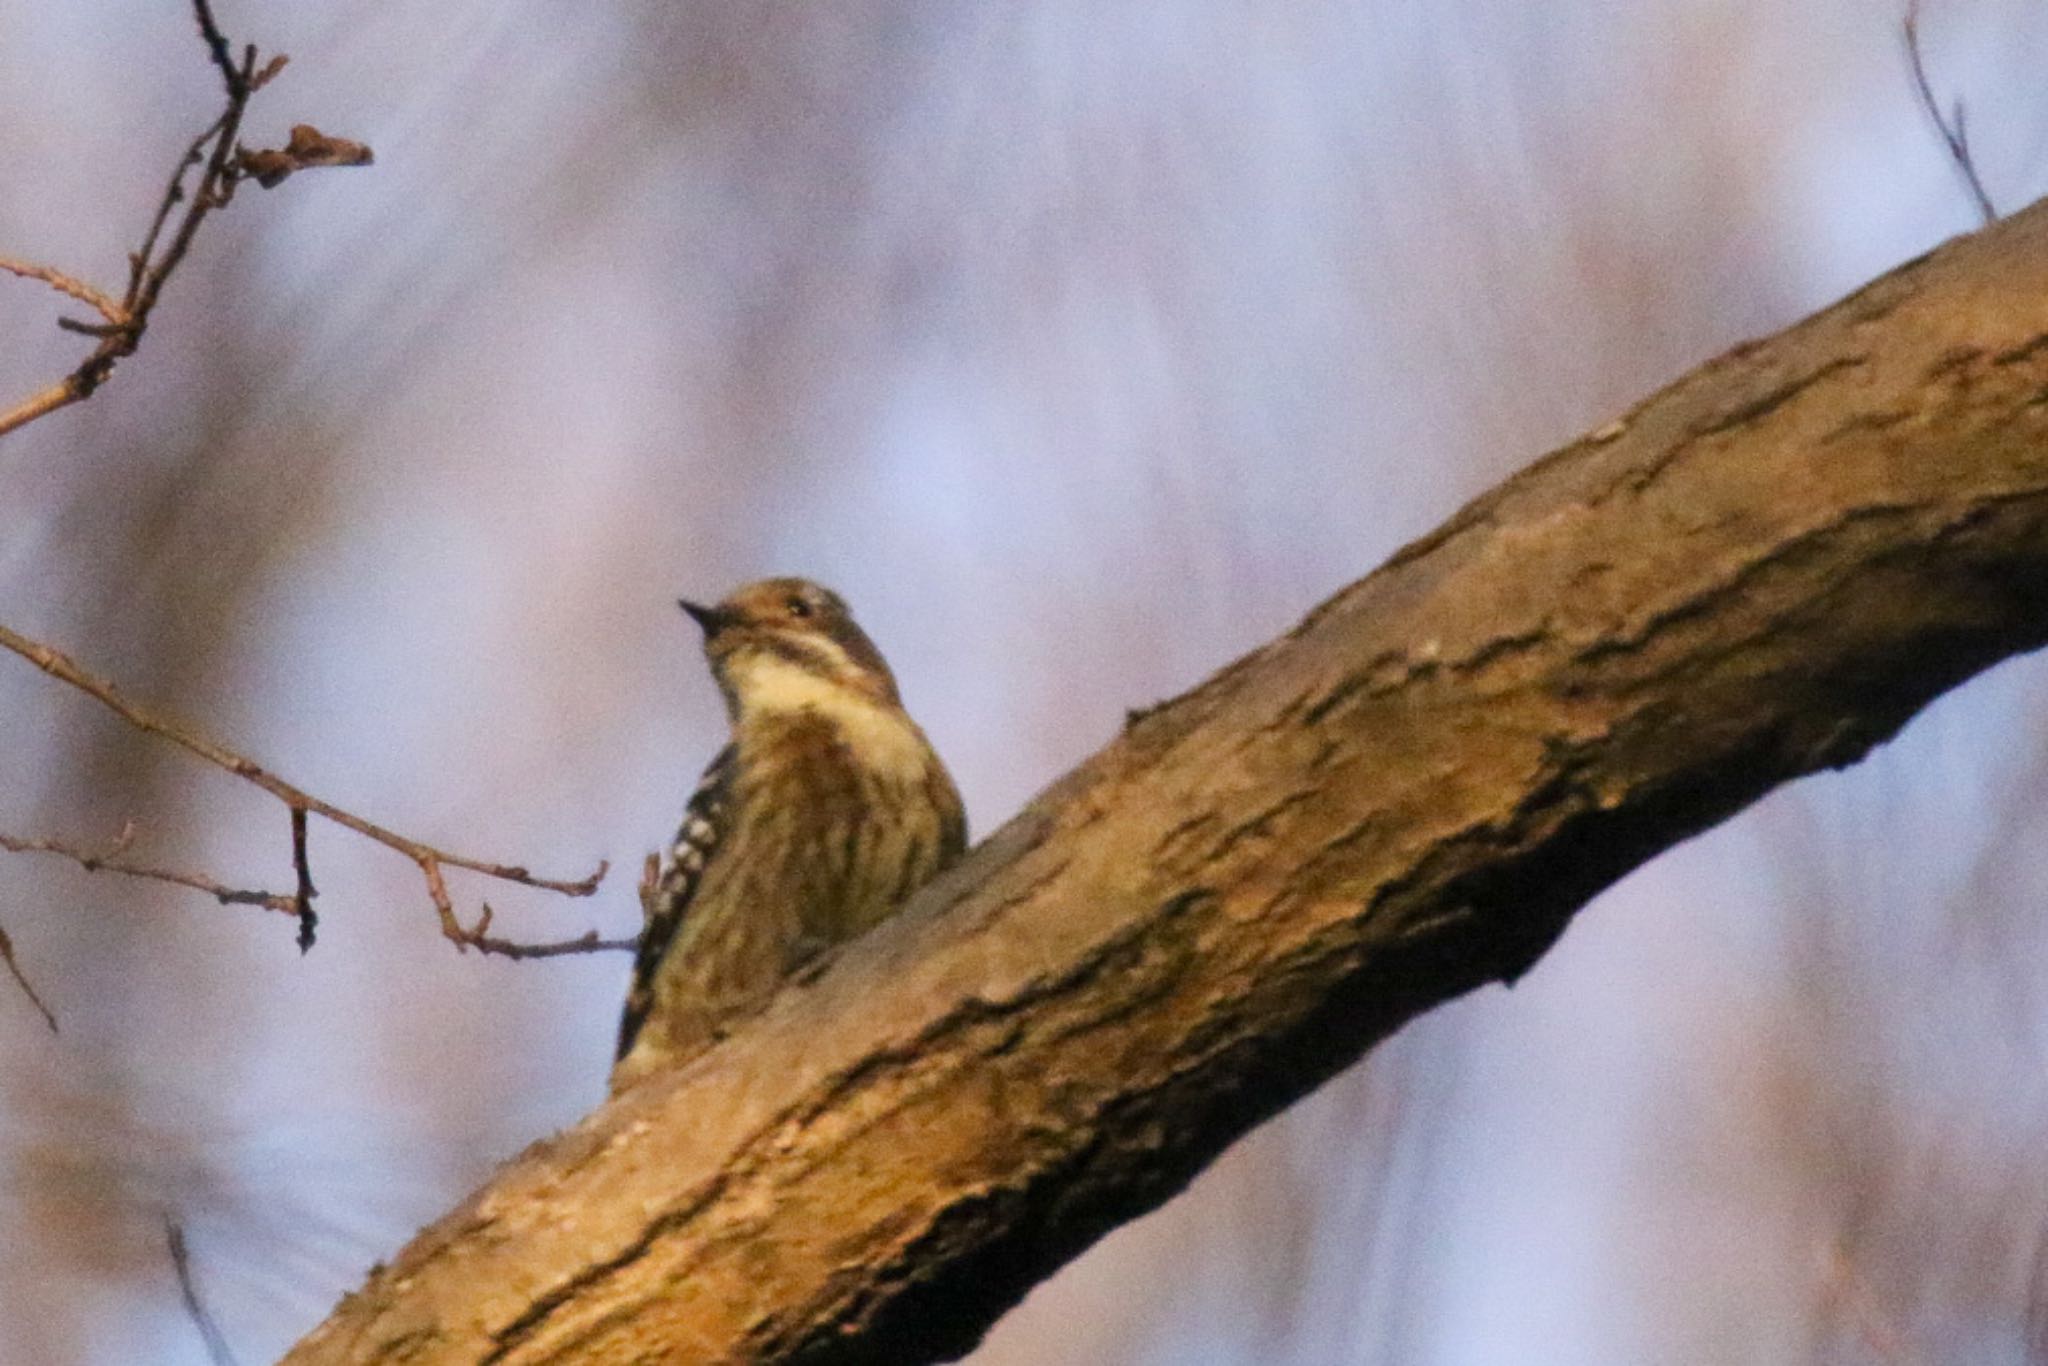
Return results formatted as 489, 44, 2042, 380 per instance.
727, 652, 929, 777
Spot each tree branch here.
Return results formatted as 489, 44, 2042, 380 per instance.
0, 0, 368, 440
0, 3, 601, 987
0, 923, 57, 1033
0, 622, 618, 957
0, 258, 124, 324
0, 821, 296, 915
166, 1215, 242, 1366
285, 199, 2048, 1363
1904, 0, 1997, 226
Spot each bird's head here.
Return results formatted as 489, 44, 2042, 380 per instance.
681, 577, 902, 716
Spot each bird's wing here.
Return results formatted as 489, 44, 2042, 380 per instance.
616, 742, 736, 1061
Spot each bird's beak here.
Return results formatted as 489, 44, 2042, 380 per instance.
679, 598, 728, 636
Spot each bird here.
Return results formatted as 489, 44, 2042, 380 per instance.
611, 576, 966, 1092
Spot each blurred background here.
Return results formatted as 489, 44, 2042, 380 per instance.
2, 0, 2047, 1361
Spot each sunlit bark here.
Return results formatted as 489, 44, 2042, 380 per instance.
289, 199, 2048, 1365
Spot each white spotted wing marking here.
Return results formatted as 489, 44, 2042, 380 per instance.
616, 743, 736, 1060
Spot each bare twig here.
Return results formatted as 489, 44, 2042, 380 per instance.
124, 111, 229, 305
0, 4, 598, 964
108, 45, 256, 376
1903, 1, 1997, 226
0, 923, 57, 1032
166, 1217, 240, 1366
0, 620, 610, 893
0, 0, 372, 440
189, 0, 247, 100
0, 622, 616, 955
462, 902, 636, 961
0, 822, 295, 913
290, 805, 316, 951
0, 258, 124, 323
0, 374, 103, 437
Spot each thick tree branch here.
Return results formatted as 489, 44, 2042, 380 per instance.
289, 200, 2048, 1364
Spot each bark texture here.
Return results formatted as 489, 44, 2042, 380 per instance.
289, 200, 2048, 1364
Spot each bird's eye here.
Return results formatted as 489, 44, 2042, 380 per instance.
786, 596, 812, 619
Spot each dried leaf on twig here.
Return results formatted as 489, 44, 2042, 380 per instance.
236, 124, 374, 189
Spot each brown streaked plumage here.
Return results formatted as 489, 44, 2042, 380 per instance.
612, 577, 966, 1092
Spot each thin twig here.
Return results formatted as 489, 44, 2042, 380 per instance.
0, 3, 600, 958
0, 622, 606, 894
0, 924, 57, 1032
0, 381, 94, 437
462, 902, 636, 961
125, 112, 228, 304
189, 0, 248, 100
0, 258, 125, 323
0, 622, 616, 954
126, 44, 256, 326
290, 805, 316, 951
0, 824, 297, 914
1903, 1, 1997, 226
0, 0, 371, 441
166, 1218, 240, 1366
57, 317, 132, 338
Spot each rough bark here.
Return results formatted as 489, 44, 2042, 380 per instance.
288, 199, 2048, 1364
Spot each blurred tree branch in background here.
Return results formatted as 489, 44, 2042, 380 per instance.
166, 1217, 240, 1366
0, 924, 56, 1035
0, 1, 616, 1016
286, 197, 2048, 1363
1905, 0, 1998, 227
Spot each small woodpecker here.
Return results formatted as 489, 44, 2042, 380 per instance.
612, 577, 966, 1091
